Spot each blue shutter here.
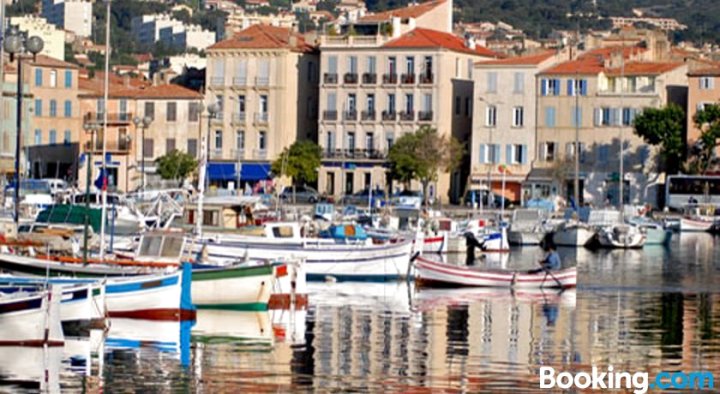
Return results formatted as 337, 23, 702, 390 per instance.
35, 69, 42, 86
580, 79, 588, 96
567, 79, 574, 96
610, 108, 619, 126
545, 107, 556, 127
575, 107, 582, 127
494, 145, 501, 164
553, 79, 560, 96
65, 70, 72, 88
479, 144, 487, 164
521, 145, 528, 164
540, 79, 547, 96
506, 144, 512, 164
35, 99, 42, 116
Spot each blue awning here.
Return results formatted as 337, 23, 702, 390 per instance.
240, 163, 272, 181
207, 163, 271, 182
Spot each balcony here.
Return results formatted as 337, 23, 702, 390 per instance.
382, 74, 398, 84
210, 77, 224, 87
323, 110, 338, 121
324, 73, 338, 84
418, 111, 433, 121
253, 149, 267, 160
210, 112, 224, 123
232, 112, 246, 124
84, 139, 131, 153
362, 73, 377, 84
255, 77, 270, 87
401, 74, 416, 84
232, 149, 245, 160
343, 110, 358, 121
361, 111, 376, 121
419, 74, 434, 84
344, 73, 358, 84
322, 148, 387, 160
382, 111, 396, 121
399, 111, 415, 121
254, 112, 269, 124
232, 77, 247, 87
83, 112, 133, 125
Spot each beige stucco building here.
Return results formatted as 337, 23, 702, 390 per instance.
535, 46, 688, 207
687, 66, 720, 147
205, 24, 319, 189
9, 16, 66, 61
472, 52, 563, 203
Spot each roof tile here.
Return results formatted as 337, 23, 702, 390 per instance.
208, 24, 314, 52
360, 0, 446, 22
383, 28, 501, 58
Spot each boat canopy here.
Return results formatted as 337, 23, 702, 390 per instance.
320, 224, 368, 241
35, 204, 104, 232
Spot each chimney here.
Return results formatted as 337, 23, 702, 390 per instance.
465, 33, 476, 50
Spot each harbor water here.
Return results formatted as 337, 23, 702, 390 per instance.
4, 233, 720, 392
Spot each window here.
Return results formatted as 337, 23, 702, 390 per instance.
365, 132, 374, 150
237, 95, 246, 113
622, 108, 637, 126
327, 92, 337, 112
366, 94, 375, 112
49, 129, 57, 144
64, 70, 72, 88
236, 130, 245, 150
49, 100, 57, 117
512, 106, 524, 127
465, 98, 471, 117
506, 144, 528, 164
166, 138, 176, 153
97, 99, 105, 115
326, 131, 335, 151
700, 77, 715, 90
258, 131, 267, 151
423, 56, 432, 77
545, 106, 556, 127
387, 56, 396, 74
387, 93, 396, 113
119, 100, 127, 118
215, 95, 224, 115
541, 142, 556, 161
479, 144, 500, 164
143, 138, 154, 158
422, 94, 432, 112
64, 130, 71, 144
454, 96, 460, 115
187, 139, 198, 158
467, 59, 473, 79
144, 102, 155, 120
541, 78, 560, 96
49, 70, 57, 87
405, 94, 413, 112
35, 69, 42, 86
566, 142, 586, 162
486, 72, 497, 93
347, 93, 357, 112
328, 55, 338, 75
34, 99, 42, 116
367, 56, 376, 74
513, 72, 524, 93
214, 130, 223, 149
485, 106, 497, 127
386, 132, 394, 149
346, 131, 355, 150
567, 79, 588, 96
596, 107, 617, 126
189, 102, 200, 122
166, 102, 177, 122
348, 56, 357, 73
34, 129, 41, 145
62, 100, 72, 118
571, 106, 582, 128
405, 56, 414, 75
259, 95, 268, 113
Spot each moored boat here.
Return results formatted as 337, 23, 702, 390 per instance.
679, 204, 719, 232
0, 286, 64, 346
627, 216, 672, 245
507, 208, 551, 246
413, 256, 576, 289
191, 263, 275, 311
596, 224, 646, 248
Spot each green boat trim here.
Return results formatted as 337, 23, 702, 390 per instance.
195, 303, 268, 311
191, 264, 274, 281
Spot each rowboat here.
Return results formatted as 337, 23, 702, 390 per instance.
191, 264, 275, 311
413, 256, 577, 289
0, 286, 64, 346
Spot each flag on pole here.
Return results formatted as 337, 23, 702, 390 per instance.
94, 168, 108, 191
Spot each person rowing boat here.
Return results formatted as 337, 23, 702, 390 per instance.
530, 243, 561, 274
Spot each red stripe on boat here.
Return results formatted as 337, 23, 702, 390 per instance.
108, 309, 197, 321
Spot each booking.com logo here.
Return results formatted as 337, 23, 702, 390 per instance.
539, 366, 714, 394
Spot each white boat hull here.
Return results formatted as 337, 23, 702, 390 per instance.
597, 225, 646, 249
60, 283, 106, 326
105, 269, 193, 320
507, 230, 546, 245
192, 310, 273, 343
414, 257, 576, 289
191, 264, 274, 309
553, 226, 595, 247
0, 287, 64, 346
679, 217, 716, 232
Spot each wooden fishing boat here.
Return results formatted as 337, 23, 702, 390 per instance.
413, 256, 577, 289
191, 264, 275, 311
0, 286, 64, 346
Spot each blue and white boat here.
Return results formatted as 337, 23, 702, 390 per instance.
0, 285, 64, 346
627, 216, 672, 245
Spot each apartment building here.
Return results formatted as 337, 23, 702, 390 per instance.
24, 56, 82, 182
205, 24, 319, 188
131, 14, 216, 51
471, 51, 562, 204
0, 72, 33, 177
41, 0, 92, 37
9, 16, 65, 61
535, 46, 687, 207
317, 27, 499, 203
356, 0, 452, 35
687, 66, 720, 149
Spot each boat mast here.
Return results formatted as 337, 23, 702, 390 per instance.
99, 0, 111, 260
618, 40, 626, 217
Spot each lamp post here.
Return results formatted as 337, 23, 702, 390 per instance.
123, 134, 131, 193
132, 116, 152, 191
3, 26, 43, 230
81, 122, 99, 264
196, 103, 219, 237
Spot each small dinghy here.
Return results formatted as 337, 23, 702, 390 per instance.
413, 256, 576, 289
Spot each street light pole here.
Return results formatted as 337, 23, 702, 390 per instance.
196, 103, 219, 238
82, 123, 97, 264
132, 116, 152, 191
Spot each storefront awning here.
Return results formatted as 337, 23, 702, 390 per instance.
207, 163, 272, 182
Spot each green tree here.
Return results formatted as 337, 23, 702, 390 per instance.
689, 104, 720, 174
388, 126, 464, 206
632, 104, 685, 174
155, 150, 198, 186
271, 140, 321, 186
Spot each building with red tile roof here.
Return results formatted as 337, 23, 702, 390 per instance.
208, 24, 314, 53
383, 27, 501, 58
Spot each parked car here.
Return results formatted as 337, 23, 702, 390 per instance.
279, 185, 319, 204
341, 188, 386, 207
464, 190, 514, 209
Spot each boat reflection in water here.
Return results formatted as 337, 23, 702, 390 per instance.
0, 346, 63, 393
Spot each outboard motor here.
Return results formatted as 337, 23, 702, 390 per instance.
463, 231, 486, 266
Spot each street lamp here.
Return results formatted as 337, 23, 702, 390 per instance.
132, 116, 152, 191
195, 102, 219, 237
3, 26, 43, 229
81, 122, 100, 264
123, 134, 132, 192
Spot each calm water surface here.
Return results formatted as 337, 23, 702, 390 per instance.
2, 233, 720, 392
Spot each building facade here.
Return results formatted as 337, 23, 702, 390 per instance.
472, 52, 562, 204
317, 27, 498, 203
0, 75, 33, 178
205, 24, 319, 189
131, 14, 216, 52
41, 0, 93, 38
687, 67, 720, 149
535, 46, 687, 207
9, 16, 65, 61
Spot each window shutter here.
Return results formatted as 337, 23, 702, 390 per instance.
580, 80, 588, 95
611, 108, 620, 126
540, 143, 548, 161
566, 142, 573, 158
521, 145, 528, 164
479, 144, 487, 164
594, 108, 601, 126
494, 145, 501, 164
553, 79, 560, 95
710, 78, 716, 89
567, 79, 574, 96
541, 79, 547, 96
506, 144, 512, 164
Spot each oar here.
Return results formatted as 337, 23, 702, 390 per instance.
540, 265, 563, 289
407, 251, 421, 282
